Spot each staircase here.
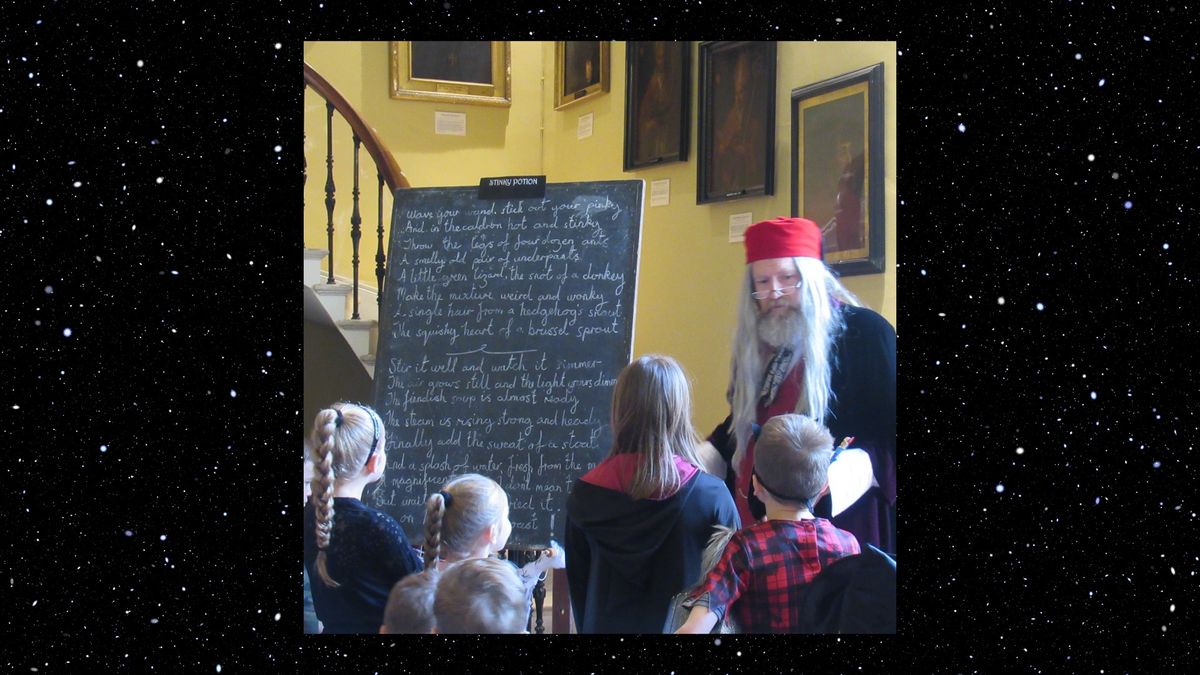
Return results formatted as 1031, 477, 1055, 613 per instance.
304, 61, 409, 379
304, 248, 380, 377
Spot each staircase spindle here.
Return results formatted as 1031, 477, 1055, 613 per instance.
376, 172, 386, 311
350, 135, 363, 320
323, 102, 336, 284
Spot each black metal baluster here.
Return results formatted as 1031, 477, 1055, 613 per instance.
376, 172, 386, 311
323, 102, 336, 284
350, 134, 363, 320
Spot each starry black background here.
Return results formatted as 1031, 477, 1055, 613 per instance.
4, 1, 1197, 672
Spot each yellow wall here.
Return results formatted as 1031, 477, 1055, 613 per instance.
541, 41, 896, 431
304, 40, 897, 432
303, 41, 545, 284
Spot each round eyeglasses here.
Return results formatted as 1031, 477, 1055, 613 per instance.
751, 283, 802, 300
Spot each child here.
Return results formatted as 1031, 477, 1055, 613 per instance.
302, 443, 321, 634
423, 473, 564, 625
303, 402, 423, 634
379, 570, 438, 634
422, 473, 513, 571
565, 355, 739, 633
675, 414, 860, 633
433, 558, 529, 634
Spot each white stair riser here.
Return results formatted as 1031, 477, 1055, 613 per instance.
339, 292, 380, 322
304, 259, 325, 287
316, 293, 348, 322
341, 328, 372, 357
306, 253, 380, 378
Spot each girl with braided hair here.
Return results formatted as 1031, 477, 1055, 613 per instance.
424, 474, 566, 631
422, 473, 512, 571
303, 402, 422, 633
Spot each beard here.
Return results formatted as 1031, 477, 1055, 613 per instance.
756, 304, 804, 349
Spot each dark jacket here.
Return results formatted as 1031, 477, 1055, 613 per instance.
565, 471, 738, 633
303, 497, 423, 634
711, 305, 897, 554
797, 544, 896, 633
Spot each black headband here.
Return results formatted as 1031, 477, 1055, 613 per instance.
337, 404, 381, 466
753, 469, 816, 512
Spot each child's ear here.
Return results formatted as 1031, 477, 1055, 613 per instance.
476, 522, 498, 549
366, 452, 385, 475
817, 480, 830, 499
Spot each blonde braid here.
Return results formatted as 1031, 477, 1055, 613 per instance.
422, 492, 447, 569
313, 408, 341, 588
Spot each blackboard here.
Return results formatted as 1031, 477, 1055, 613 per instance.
368, 181, 643, 547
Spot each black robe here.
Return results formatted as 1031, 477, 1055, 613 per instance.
565, 471, 738, 633
711, 305, 897, 554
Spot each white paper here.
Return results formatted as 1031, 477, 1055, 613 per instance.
826, 448, 876, 518
728, 212, 753, 243
577, 113, 594, 139
649, 179, 670, 207
434, 111, 467, 136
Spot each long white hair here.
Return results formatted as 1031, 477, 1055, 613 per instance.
728, 257, 860, 471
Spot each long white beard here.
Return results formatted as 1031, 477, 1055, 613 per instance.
757, 305, 804, 349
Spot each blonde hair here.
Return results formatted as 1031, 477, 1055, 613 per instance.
434, 558, 528, 634
729, 257, 859, 470
609, 355, 704, 500
308, 402, 385, 588
423, 474, 508, 568
381, 570, 439, 634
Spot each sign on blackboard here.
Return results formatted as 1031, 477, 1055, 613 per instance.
368, 181, 644, 547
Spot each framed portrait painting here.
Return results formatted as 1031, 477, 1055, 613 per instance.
555, 41, 610, 109
791, 62, 885, 276
623, 41, 690, 171
697, 41, 776, 204
389, 41, 512, 107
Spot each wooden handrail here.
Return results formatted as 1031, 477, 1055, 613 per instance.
304, 61, 410, 191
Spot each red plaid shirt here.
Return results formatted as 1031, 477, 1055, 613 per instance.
691, 519, 860, 633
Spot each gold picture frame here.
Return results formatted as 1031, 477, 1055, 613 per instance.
389, 41, 512, 107
555, 41, 610, 110
791, 62, 885, 275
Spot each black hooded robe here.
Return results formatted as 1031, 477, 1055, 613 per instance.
565, 471, 738, 634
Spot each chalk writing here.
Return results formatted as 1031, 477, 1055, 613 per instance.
370, 182, 643, 546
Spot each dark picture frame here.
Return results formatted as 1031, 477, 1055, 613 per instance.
697, 41, 776, 204
791, 62, 885, 276
555, 41, 610, 110
389, 41, 512, 107
410, 41, 493, 86
623, 41, 690, 171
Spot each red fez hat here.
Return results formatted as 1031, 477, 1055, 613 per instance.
743, 217, 822, 264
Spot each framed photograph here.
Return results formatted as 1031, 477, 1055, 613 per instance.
389, 41, 511, 107
555, 41, 610, 110
697, 41, 776, 204
623, 41, 690, 171
791, 62, 885, 276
